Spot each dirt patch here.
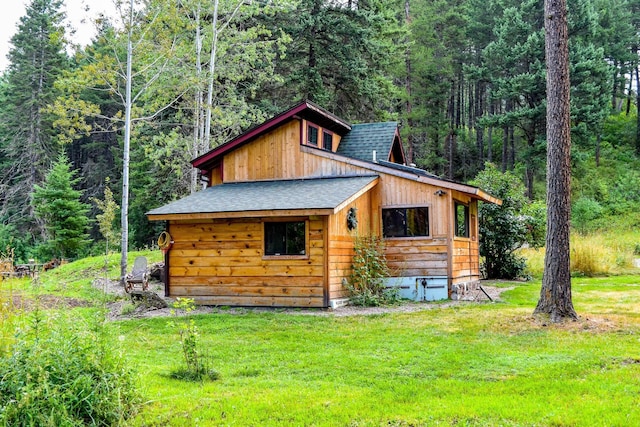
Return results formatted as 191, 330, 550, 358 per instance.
2, 294, 90, 312
101, 278, 514, 321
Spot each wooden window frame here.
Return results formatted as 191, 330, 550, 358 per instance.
322, 130, 333, 151
381, 205, 431, 239
454, 202, 470, 239
263, 218, 309, 260
307, 123, 319, 147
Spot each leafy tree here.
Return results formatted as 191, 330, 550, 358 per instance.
32, 154, 90, 259
92, 181, 120, 253
472, 163, 545, 279
0, 0, 69, 236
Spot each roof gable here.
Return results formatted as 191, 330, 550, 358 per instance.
336, 122, 404, 163
192, 100, 351, 170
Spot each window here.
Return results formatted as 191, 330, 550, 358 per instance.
382, 207, 429, 238
322, 131, 333, 150
307, 125, 318, 146
455, 202, 469, 238
264, 221, 306, 256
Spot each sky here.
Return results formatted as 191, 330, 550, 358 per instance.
0, 0, 116, 72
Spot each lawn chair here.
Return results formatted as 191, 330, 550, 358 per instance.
125, 256, 150, 293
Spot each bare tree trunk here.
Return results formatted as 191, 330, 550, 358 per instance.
636, 61, 640, 155
120, 0, 135, 284
501, 127, 509, 172
509, 126, 515, 170
191, 4, 203, 193
404, 0, 414, 164
625, 70, 633, 116
611, 60, 619, 110
534, 0, 577, 322
487, 99, 494, 163
204, 0, 220, 152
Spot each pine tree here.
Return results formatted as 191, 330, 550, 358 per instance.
0, 0, 69, 236
32, 154, 90, 259
534, 0, 577, 322
263, 0, 402, 121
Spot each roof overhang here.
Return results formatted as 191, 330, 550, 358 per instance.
147, 175, 379, 221
300, 145, 502, 205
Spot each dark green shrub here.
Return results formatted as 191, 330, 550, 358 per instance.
347, 235, 398, 306
0, 316, 140, 426
472, 163, 546, 280
571, 197, 604, 234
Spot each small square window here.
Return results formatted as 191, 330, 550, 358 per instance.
322, 131, 332, 150
307, 125, 318, 146
265, 221, 306, 256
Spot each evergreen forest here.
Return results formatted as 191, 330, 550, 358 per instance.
1, 0, 639, 263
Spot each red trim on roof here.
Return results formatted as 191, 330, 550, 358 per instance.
192, 100, 351, 170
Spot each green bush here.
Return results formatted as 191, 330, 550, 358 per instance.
571, 197, 603, 234
347, 235, 398, 306
0, 316, 140, 426
472, 163, 545, 279
168, 298, 219, 382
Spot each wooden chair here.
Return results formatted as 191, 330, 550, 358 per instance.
125, 256, 150, 293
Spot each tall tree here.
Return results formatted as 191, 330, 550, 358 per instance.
534, 0, 577, 321
0, 0, 69, 236
32, 153, 90, 259
263, 0, 402, 121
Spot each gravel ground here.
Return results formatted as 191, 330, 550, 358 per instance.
96, 277, 514, 321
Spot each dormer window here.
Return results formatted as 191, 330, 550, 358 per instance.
307, 124, 319, 146
323, 131, 333, 151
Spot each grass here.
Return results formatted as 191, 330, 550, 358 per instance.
520, 229, 640, 278
2, 247, 640, 425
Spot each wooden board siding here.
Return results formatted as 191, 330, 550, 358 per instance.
451, 191, 480, 284
167, 217, 326, 307
213, 124, 486, 292
326, 187, 379, 300
384, 239, 448, 277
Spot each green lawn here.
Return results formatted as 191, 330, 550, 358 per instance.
3, 254, 640, 426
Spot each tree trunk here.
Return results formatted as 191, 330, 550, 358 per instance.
534, 0, 577, 322
636, 61, 640, 155
120, 0, 135, 284
475, 81, 484, 166
404, 0, 414, 164
191, 4, 203, 193
204, 0, 220, 152
611, 60, 619, 110
509, 126, 516, 170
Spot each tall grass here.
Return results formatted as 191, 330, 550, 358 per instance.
520, 229, 640, 278
0, 278, 20, 355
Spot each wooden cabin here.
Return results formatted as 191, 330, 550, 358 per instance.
147, 101, 501, 308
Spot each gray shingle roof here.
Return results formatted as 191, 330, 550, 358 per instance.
336, 122, 398, 162
147, 175, 378, 216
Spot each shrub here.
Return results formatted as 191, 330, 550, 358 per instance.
347, 236, 398, 306
472, 163, 545, 279
168, 298, 218, 382
0, 315, 140, 426
571, 197, 603, 234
